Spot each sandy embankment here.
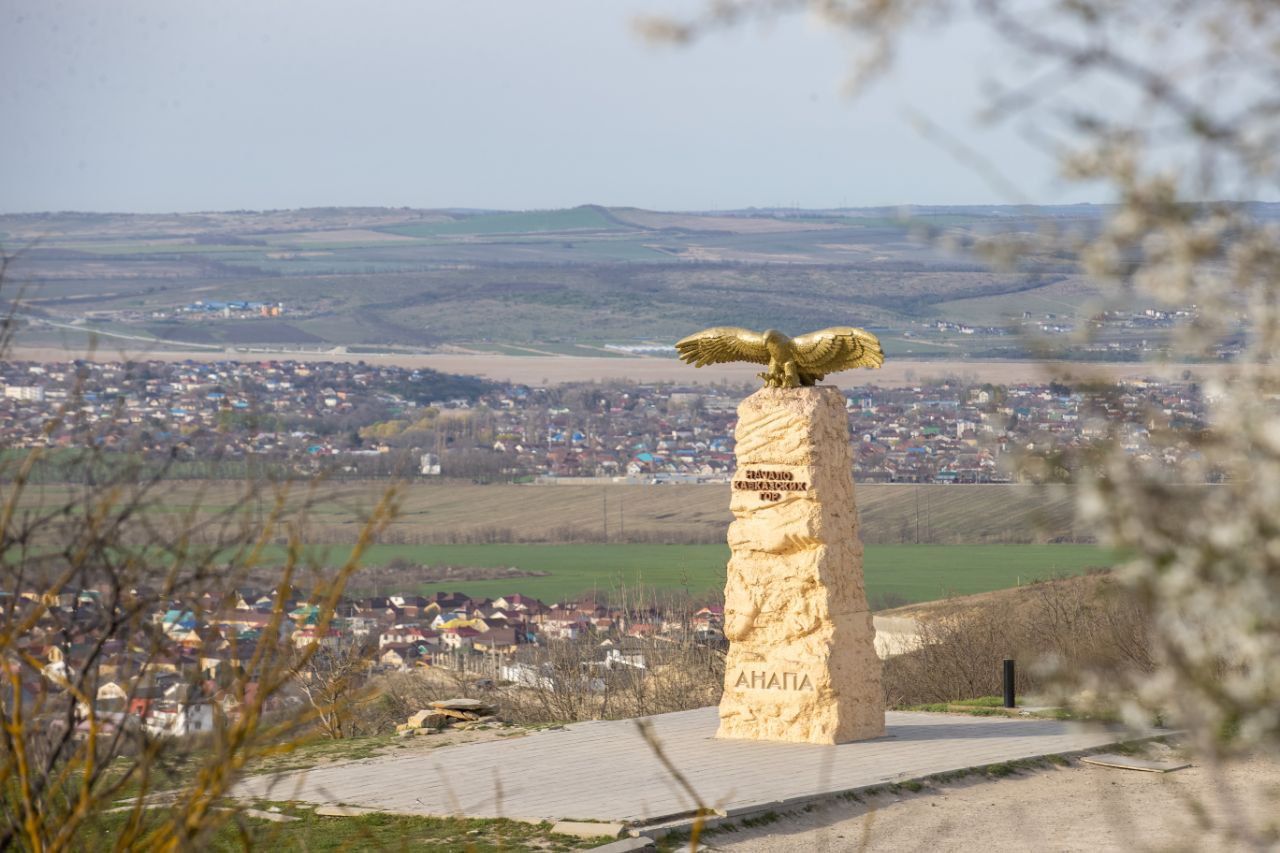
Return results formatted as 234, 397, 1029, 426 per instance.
5, 346, 1223, 387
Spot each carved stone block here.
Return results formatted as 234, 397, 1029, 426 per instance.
717, 386, 886, 744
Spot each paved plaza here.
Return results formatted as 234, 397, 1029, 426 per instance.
235, 707, 1150, 828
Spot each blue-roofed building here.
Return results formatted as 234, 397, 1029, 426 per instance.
161, 610, 198, 634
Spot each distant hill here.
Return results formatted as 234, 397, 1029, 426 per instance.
4, 204, 1266, 356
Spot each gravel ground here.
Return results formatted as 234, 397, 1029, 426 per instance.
701, 745, 1280, 852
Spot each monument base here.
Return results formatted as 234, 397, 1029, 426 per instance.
717, 386, 885, 745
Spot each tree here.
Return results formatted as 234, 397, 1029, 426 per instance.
646, 0, 1280, 809
0, 279, 401, 847
293, 638, 376, 740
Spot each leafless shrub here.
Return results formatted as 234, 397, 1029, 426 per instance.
494, 635, 724, 726
359, 585, 725, 731
649, 3, 1280, 845
293, 636, 381, 740
882, 574, 1152, 709
0, 285, 400, 848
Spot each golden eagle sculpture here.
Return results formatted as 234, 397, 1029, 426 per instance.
675, 326, 884, 388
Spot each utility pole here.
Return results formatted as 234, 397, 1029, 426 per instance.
602, 490, 608, 542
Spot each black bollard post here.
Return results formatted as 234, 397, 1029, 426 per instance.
1002, 658, 1016, 708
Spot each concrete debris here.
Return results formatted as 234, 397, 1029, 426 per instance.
430, 698, 491, 711
1081, 753, 1190, 773
396, 699, 500, 733
550, 820, 626, 839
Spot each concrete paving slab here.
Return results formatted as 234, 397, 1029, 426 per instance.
549, 821, 625, 839
234, 707, 1153, 827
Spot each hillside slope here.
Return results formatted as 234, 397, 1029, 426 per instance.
2, 205, 1113, 353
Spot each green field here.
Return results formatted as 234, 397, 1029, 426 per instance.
318, 543, 1115, 604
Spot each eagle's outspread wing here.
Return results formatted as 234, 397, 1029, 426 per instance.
791, 327, 885, 373
674, 327, 771, 367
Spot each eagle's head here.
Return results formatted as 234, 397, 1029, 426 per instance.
763, 329, 783, 345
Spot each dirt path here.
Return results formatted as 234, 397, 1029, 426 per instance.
705, 746, 1279, 852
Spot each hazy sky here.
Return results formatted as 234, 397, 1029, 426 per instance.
1, 1, 1089, 213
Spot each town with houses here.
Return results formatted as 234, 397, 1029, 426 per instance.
1, 358, 1209, 484
2, 356, 1208, 744
15, 582, 723, 738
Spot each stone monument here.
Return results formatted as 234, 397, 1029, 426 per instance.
718, 386, 884, 743
674, 326, 887, 744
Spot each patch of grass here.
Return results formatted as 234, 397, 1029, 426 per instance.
251, 734, 399, 775
904, 702, 953, 713
656, 828, 692, 851
79, 806, 607, 852
1107, 740, 1147, 756
670, 808, 786, 847
1049, 707, 1123, 724
900, 698, 1027, 717
740, 810, 781, 829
